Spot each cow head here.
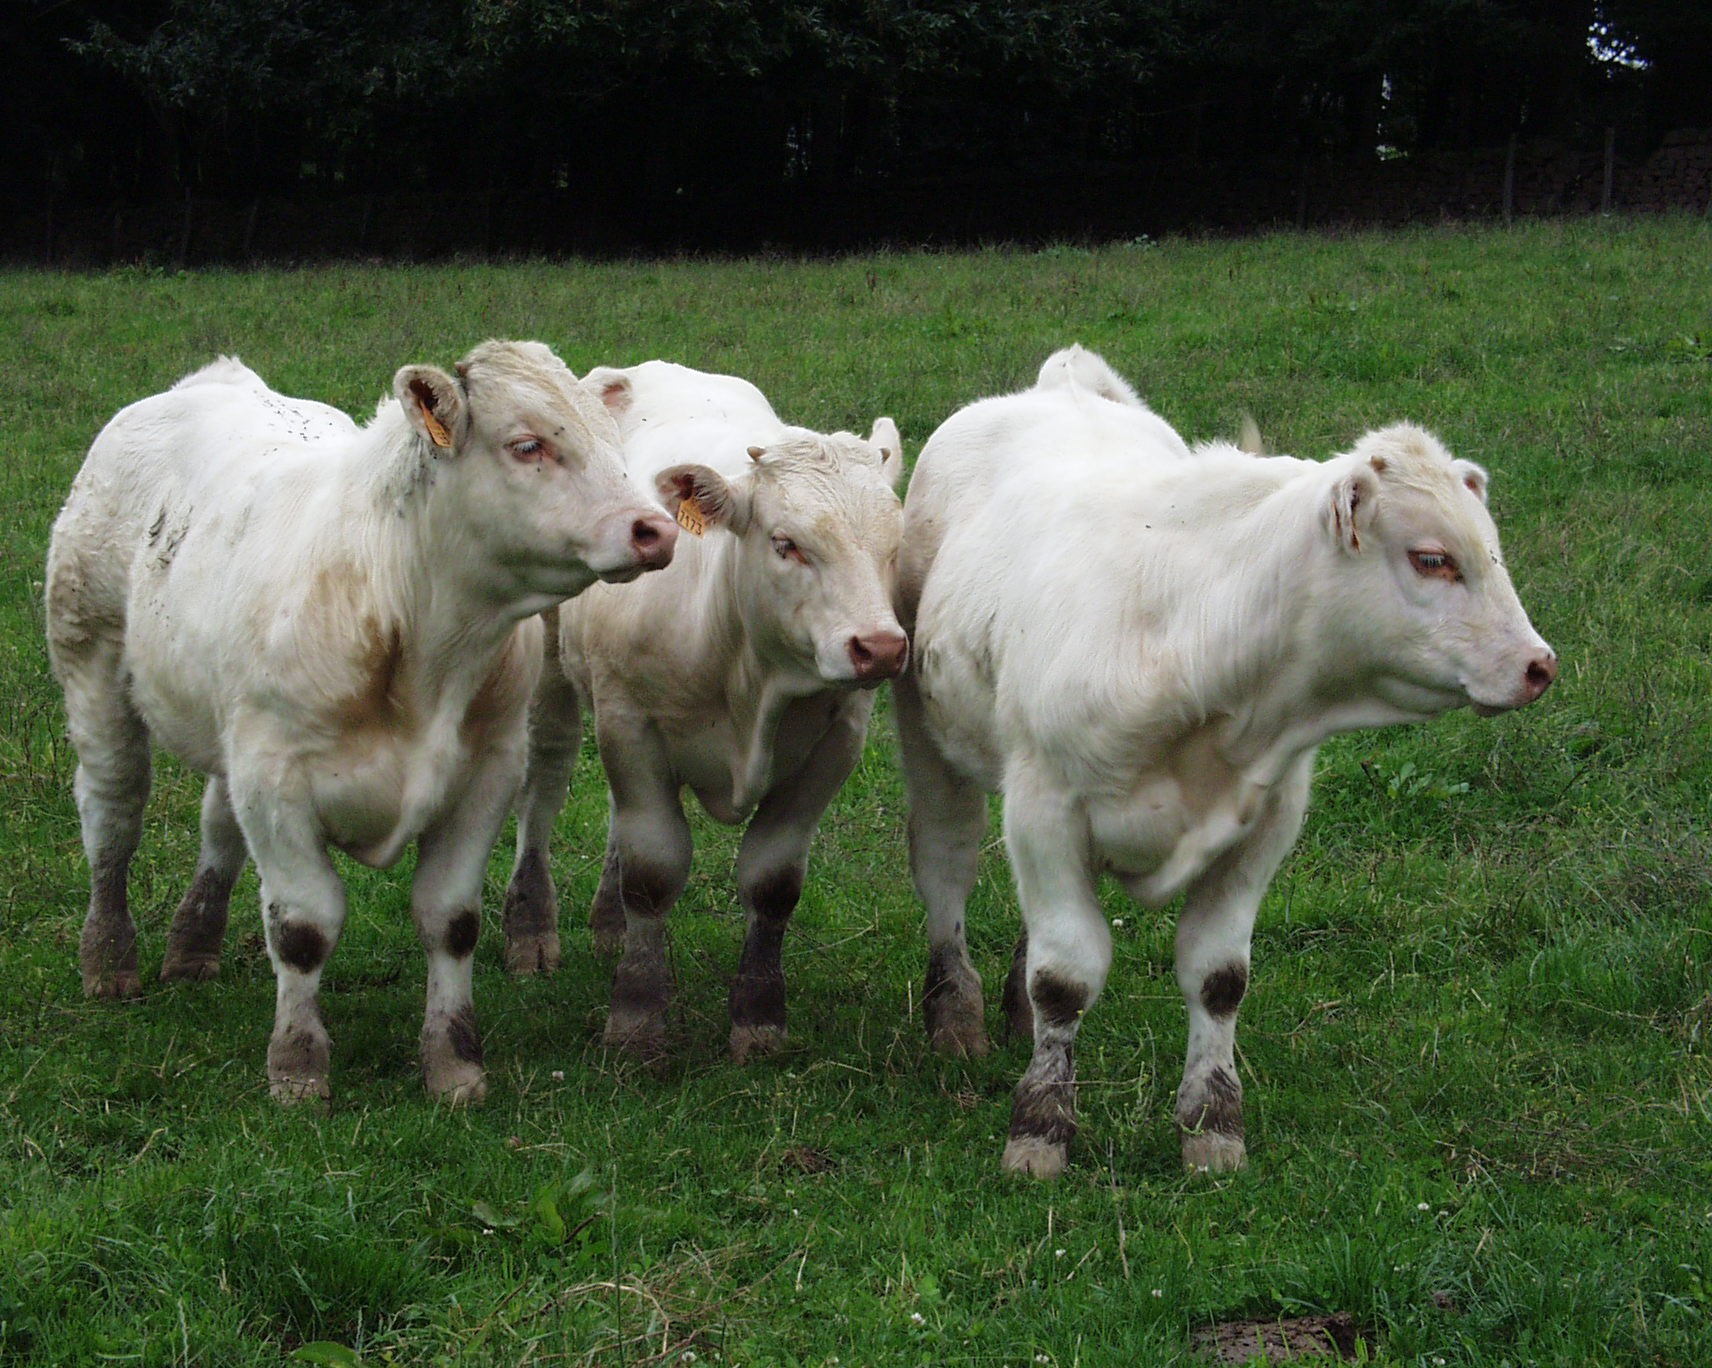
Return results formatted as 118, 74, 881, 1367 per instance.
394, 340, 676, 602
1321, 423, 1556, 719
653, 419, 908, 689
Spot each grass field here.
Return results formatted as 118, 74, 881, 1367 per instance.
3, 218, 1710, 1366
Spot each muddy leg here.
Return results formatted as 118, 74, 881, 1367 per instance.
895, 667, 991, 1057
161, 776, 246, 982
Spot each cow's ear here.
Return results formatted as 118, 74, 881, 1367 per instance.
869, 416, 906, 491
656, 463, 750, 536
1453, 459, 1489, 505
394, 364, 468, 452
582, 367, 633, 416
1328, 466, 1377, 554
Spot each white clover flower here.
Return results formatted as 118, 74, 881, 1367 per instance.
910, 1312, 926, 1326
1151, 1288, 1163, 1298
1417, 1201, 1431, 1211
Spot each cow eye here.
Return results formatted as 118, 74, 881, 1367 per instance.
1408, 548, 1462, 582
772, 536, 807, 565
508, 437, 547, 461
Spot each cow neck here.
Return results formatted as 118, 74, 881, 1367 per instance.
694, 532, 810, 821
347, 417, 526, 777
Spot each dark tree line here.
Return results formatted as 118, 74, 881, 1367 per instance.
8, 0, 1709, 257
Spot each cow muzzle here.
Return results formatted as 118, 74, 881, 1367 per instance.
1471, 646, 1558, 716
847, 629, 910, 687
593, 510, 679, 583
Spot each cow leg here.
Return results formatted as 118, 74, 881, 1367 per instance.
161, 776, 247, 982
599, 723, 692, 1058
587, 819, 625, 956
229, 777, 346, 1103
1001, 930, 1031, 1044
1000, 766, 1110, 1179
59, 635, 152, 999
894, 669, 991, 1057
1173, 757, 1312, 1173
412, 744, 522, 1104
502, 629, 580, 975
727, 705, 866, 1062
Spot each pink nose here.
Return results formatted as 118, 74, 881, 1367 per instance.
848, 630, 909, 682
630, 513, 678, 571
1521, 650, 1557, 703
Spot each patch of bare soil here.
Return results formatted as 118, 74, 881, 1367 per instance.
1191, 1311, 1363, 1364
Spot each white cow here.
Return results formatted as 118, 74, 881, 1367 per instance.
895, 345, 1557, 1177
45, 341, 677, 1103
501, 360, 906, 1060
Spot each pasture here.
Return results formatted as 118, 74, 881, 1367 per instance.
2, 218, 1710, 1365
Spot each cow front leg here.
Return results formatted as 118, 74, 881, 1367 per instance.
896, 670, 991, 1057
59, 636, 152, 998
1173, 757, 1312, 1172
161, 776, 247, 982
728, 700, 868, 1062
1000, 769, 1111, 1179
502, 619, 579, 975
413, 745, 523, 1103
229, 776, 347, 1102
256, 867, 345, 1104
599, 745, 692, 1058
588, 823, 625, 956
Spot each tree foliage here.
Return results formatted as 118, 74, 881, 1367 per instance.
7, 0, 1708, 252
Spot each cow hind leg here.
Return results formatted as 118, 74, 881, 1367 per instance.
501, 639, 580, 975
60, 637, 153, 999
895, 672, 991, 1057
161, 776, 246, 982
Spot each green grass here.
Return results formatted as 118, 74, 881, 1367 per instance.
3, 218, 1711, 1366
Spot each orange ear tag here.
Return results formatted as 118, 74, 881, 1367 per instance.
675, 495, 707, 537
422, 409, 453, 449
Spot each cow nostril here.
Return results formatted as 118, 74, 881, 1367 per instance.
632, 518, 660, 548
849, 636, 874, 665
1525, 654, 1558, 697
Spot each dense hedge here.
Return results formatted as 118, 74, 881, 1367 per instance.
8, 0, 1710, 255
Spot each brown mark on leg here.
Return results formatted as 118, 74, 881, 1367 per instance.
444, 907, 480, 960
923, 935, 989, 1058
1201, 962, 1248, 1018
161, 865, 239, 982
79, 858, 141, 999
729, 865, 803, 1062
1002, 972, 1088, 1179
275, 920, 329, 974
1001, 931, 1032, 1042
502, 847, 559, 974
604, 861, 676, 1058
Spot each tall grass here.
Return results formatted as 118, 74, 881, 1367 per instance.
2, 218, 1709, 1365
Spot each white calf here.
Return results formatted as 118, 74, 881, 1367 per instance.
500, 360, 905, 1059
895, 346, 1556, 1176
46, 341, 676, 1101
